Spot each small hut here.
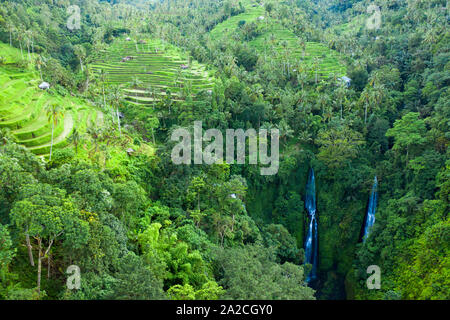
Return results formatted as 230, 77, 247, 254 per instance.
126, 148, 136, 156
125, 37, 131, 41
180, 64, 189, 70
121, 56, 134, 62
338, 76, 351, 87
38, 82, 50, 90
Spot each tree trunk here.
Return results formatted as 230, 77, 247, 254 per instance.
364, 105, 368, 124
47, 253, 51, 279
37, 238, 42, 295
79, 58, 84, 72
117, 108, 121, 134
85, 74, 90, 92
49, 122, 54, 161
25, 231, 34, 266
102, 85, 106, 109
9, 31, 12, 46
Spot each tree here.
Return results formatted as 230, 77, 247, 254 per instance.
45, 104, 64, 162
0, 224, 15, 282
187, 176, 206, 211
73, 44, 86, 72
10, 183, 89, 295
108, 85, 124, 134
213, 245, 315, 299
265, 2, 273, 16
359, 84, 385, 124
146, 116, 159, 144
316, 124, 365, 169
111, 252, 165, 300
67, 127, 82, 154
5, 20, 15, 47
130, 76, 143, 89
386, 112, 427, 161
99, 69, 108, 110
0, 128, 16, 145
35, 55, 46, 81
277, 119, 294, 144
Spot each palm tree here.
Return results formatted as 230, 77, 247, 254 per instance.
83, 65, 94, 92
99, 69, 108, 110
87, 126, 102, 154
5, 21, 15, 47
67, 127, 82, 154
46, 104, 64, 161
35, 55, 46, 81
312, 57, 321, 84
16, 26, 24, 59
277, 119, 294, 144
130, 76, 143, 89
108, 86, 124, 134
25, 29, 33, 61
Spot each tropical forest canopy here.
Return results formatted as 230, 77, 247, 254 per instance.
0, 0, 448, 300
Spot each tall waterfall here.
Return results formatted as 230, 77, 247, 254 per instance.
304, 168, 318, 282
362, 176, 378, 241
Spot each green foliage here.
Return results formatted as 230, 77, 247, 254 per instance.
0, 0, 448, 301
213, 245, 315, 299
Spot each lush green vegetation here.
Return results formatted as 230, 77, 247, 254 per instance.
0, 0, 448, 301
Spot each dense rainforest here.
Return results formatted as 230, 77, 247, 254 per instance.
0, 0, 448, 300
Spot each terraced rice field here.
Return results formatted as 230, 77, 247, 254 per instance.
91, 37, 215, 106
250, 25, 346, 77
0, 44, 100, 156
209, 2, 265, 40
210, 1, 346, 78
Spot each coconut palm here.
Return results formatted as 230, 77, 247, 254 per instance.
35, 55, 46, 81
130, 76, 143, 89
99, 69, 108, 110
277, 119, 294, 144
16, 26, 24, 59
108, 85, 124, 134
87, 126, 103, 154
67, 127, 83, 154
45, 104, 64, 161
5, 20, 15, 47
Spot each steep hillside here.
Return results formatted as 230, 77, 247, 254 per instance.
0, 43, 99, 156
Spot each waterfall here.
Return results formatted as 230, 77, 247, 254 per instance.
362, 176, 378, 242
304, 168, 318, 282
